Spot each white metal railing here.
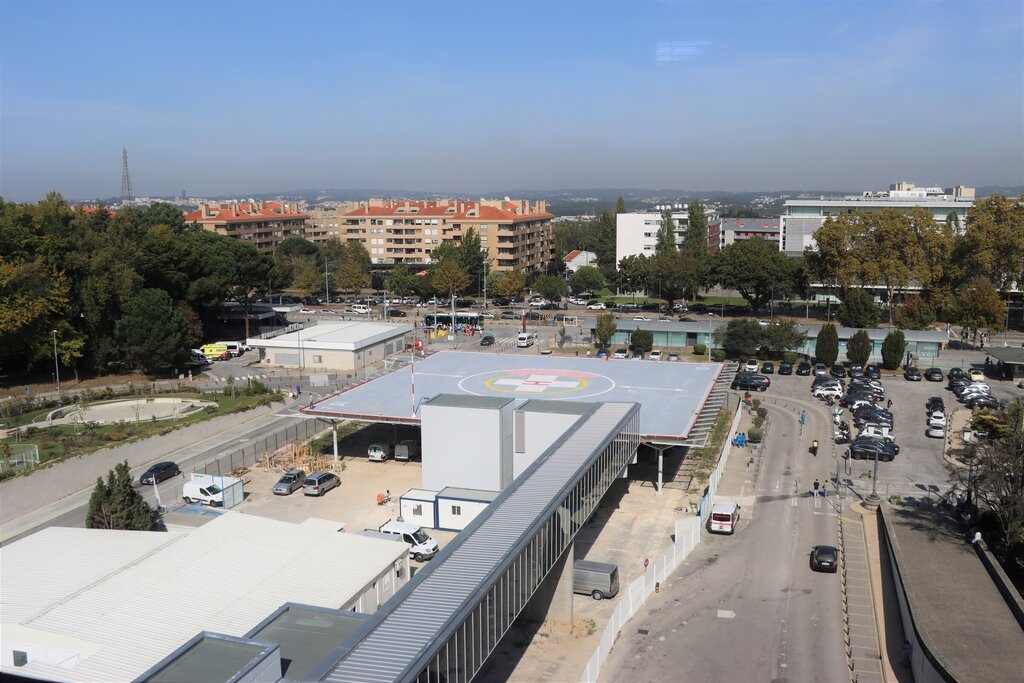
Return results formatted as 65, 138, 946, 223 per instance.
580, 405, 743, 682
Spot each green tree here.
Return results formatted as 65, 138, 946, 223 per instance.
431, 258, 470, 297
846, 329, 872, 367
87, 461, 157, 530
616, 196, 626, 214
715, 318, 763, 358
532, 274, 569, 301
225, 239, 278, 338
946, 399, 1024, 565
492, 271, 526, 298
290, 255, 322, 297
630, 328, 654, 354
948, 276, 1006, 345
115, 289, 191, 372
455, 227, 488, 293
713, 238, 795, 312
810, 213, 873, 292
880, 330, 906, 370
954, 194, 1024, 291
595, 313, 617, 348
617, 254, 651, 298
569, 266, 604, 295
815, 323, 839, 366
761, 320, 807, 356
893, 294, 936, 330
594, 209, 618, 276
650, 251, 689, 310
836, 289, 880, 328
656, 209, 677, 254
384, 267, 418, 299
681, 201, 709, 299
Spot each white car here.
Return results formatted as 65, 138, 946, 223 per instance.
299, 308, 314, 314
587, 302, 606, 310
529, 299, 550, 308
568, 297, 586, 305
632, 316, 652, 321
925, 425, 945, 438
478, 311, 494, 318
744, 359, 759, 372
649, 349, 663, 362
927, 410, 946, 425
758, 319, 770, 327
613, 348, 628, 359
813, 386, 843, 400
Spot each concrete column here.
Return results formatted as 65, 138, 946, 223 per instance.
527, 545, 575, 630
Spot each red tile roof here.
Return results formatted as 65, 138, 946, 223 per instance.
564, 250, 582, 262
184, 202, 308, 224
342, 200, 551, 222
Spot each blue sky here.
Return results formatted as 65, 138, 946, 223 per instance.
1, 0, 1021, 201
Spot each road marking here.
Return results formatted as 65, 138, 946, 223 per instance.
813, 511, 839, 517
717, 610, 736, 619
774, 479, 780, 491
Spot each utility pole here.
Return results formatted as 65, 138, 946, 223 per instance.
52, 330, 60, 393
324, 260, 331, 305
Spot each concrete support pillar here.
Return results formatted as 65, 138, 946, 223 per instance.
527, 545, 575, 631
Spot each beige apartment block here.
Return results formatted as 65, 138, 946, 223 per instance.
305, 202, 362, 243
338, 198, 554, 273
184, 201, 309, 253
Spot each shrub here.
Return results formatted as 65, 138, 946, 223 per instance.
753, 415, 765, 428
751, 398, 762, 410
783, 351, 799, 364
693, 343, 707, 355
711, 349, 726, 362
747, 427, 764, 443
244, 379, 270, 396
756, 406, 768, 420
104, 431, 129, 442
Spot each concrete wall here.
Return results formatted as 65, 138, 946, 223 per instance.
421, 403, 513, 491
436, 495, 492, 531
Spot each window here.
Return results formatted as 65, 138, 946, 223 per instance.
479, 224, 488, 232
413, 503, 422, 515
452, 505, 462, 515
313, 354, 323, 364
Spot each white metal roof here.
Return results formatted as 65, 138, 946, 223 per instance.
246, 320, 412, 352
1, 513, 407, 683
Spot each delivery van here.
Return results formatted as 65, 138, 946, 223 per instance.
200, 343, 229, 361
574, 560, 619, 600
709, 501, 741, 534
351, 304, 372, 315
368, 442, 394, 462
183, 479, 225, 507
378, 520, 439, 561
394, 440, 421, 462
517, 332, 536, 348
218, 341, 245, 357
190, 349, 210, 364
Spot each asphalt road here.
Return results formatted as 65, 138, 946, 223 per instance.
599, 401, 846, 682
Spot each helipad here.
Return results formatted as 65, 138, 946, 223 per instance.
303, 351, 722, 444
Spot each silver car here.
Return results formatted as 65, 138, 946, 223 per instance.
273, 468, 306, 496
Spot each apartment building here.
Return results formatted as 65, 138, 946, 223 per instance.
304, 202, 362, 243
339, 199, 554, 273
780, 182, 975, 256
709, 217, 781, 252
184, 201, 309, 253
615, 205, 721, 264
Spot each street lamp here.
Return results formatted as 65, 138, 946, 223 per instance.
52, 330, 60, 393
866, 443, 882, 506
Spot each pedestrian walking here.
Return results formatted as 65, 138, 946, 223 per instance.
812, 479, 820, 497
887, 399, 893, 410
822, 483, 828, 497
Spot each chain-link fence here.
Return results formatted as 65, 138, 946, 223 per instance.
192, 419, 325, 478
0, 443, 40, 476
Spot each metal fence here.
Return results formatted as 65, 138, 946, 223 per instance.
580, 405, 744, 683
0, 443, 40, 476
192, 419, 325, 478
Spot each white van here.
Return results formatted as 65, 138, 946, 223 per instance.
183, 479, 225, 507
709, 501, 741, 534
351, 304, 372, 315
218, 341, 244, 357
367, 442, 394, 462
378, 520, 439, 561
517, 332, 536, 348
394, 440, 421, 462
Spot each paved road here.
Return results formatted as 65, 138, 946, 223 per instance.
599, 400, 846, 682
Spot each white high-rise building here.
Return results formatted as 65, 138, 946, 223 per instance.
615, 205, 721, 265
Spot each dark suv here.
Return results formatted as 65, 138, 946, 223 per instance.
732, 372, 770, 392
796, 361, 812, 376
848, 437, 899, 461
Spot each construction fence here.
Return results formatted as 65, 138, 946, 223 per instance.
580, 402, 744, 683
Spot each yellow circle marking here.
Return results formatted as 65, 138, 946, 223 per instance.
485, 374, 591, 395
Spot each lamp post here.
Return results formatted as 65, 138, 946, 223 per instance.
52, 330, 60, 393
324, 260, 331, 305
865, 444, 882, 507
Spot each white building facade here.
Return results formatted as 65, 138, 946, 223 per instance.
615, 206, 722, 265
780, 182, 975, 256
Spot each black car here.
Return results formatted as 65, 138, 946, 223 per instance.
778, 361, 793, 375
140, 461, 180, 485
524, 311, 544, 321
926, 396, 946, 413
491, 297, 510, 308
480, 335, 495, 346
840, 392, 877, 408
924, 367, 943, 381
388, 309, 407, 317
947, 367, 966, 381
865, 364, 882, 380
731, 373, 770, 392
904, 366, 922, 381
830, 365, 847, 378
849, 366, 865, 379
761, 362, 775, 374
848, 438, 899, 461
949, 377, 971, 392
965, 394, 1000, 409
796, 361, 812, 376
810, 545, 839, 573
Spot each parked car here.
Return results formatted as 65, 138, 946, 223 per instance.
812, 385, 843, 400
904, 366, 922, 381
925, 425, 945, 438
500, 311, 519, 320
140, 461, 180, 485
778, 361, 793, 375
744, 358, 759, 372
587, 302, 606, 310
302, 472, 341, 496
668, 353, 680, 361
810, 545, 839, 573
813, 363, 828, 377
926, 396, 946, 413
761, 362, 775, 374
732, 373, 771, 392
388, 309, 407, 317
965, 394, 1000, 409
613, 348, 628, 359
480, 335, 495, 346
847, 438, 899, 461
848, 366, 865, 379
524, 311, 544, 321
865, 364, 882, 380
649, 349, 663, 361
924, 367, 944, 382
947, 367, 966, 381
478, 311, 494, 318
968, 368, 985, 382
830, 365, 847, 378
796, 361, 812, 376
273, 468, 306, 495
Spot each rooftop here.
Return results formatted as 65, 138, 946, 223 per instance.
184, 201, 308, 224
343, 199, 551, 222
246, 320, 413, 351
0, 513, 407, 683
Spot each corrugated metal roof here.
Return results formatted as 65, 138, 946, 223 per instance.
436, 487, 499, 502
2, 514, 407, 683
325, 402, 637, 683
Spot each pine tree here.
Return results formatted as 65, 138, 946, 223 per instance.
656, 210, 678, 255
846, 329, 873, 368
815, 323, 839, 366
881, 330, 906, 370
86, 461, 156, 530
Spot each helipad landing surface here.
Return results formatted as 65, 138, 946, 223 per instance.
303, 351, 721, 443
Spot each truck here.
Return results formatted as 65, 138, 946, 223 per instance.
377, 520, 439, 561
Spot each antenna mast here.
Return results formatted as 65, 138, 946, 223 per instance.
120, 148, 134, 205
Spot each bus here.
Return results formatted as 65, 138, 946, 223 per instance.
424, 311, 482, 330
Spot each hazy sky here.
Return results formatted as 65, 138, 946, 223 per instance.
1, 0, 1022, 201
